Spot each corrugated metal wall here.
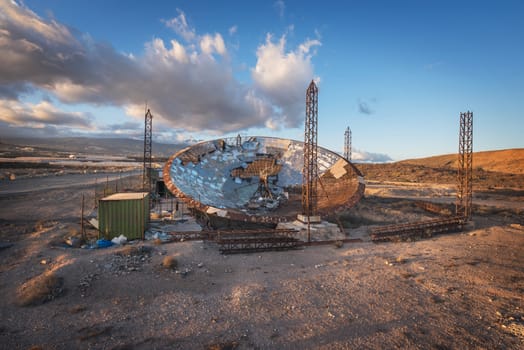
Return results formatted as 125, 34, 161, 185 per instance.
98, 193, 149, 240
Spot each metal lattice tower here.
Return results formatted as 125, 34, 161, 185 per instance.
236, 133, 242, 148
302, 80, 319, 218
456, 111, 473, 220
344, 126, 352, 161
143, 109, 153, 194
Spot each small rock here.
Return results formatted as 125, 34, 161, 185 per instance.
197, 263, 204, 268
270, 328, 279, 338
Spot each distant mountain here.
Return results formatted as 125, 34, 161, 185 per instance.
0, 136, 188, 158
399, 149, 524, 175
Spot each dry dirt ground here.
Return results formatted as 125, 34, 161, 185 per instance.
1, 170, 523, 349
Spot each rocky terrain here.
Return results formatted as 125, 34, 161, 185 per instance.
0, 148, 522, 349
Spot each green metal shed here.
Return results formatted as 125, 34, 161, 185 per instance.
98, 192, 149, 240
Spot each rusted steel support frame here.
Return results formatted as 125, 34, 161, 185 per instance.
456, 111, 473, 220
370, 217, 465, 242
302, 81, 319, 218
344, 126, 352, 161
219, 239, 302, 254
143, 109, 153, 197
216, 229, 302, 254
166, 231, 205, 241
415, 201, 450, 215
370, 217, 464, 233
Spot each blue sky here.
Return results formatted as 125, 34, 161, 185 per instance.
0, 0, 522, 161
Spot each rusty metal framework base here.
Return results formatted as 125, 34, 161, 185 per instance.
370, 216, 465, 243
215, 229, 302, 254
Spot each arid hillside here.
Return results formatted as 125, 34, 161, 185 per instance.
357, 149, 524, 190
399, 148, 524, 175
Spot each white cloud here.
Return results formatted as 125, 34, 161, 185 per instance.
147, 38, 189, 64
228, 25, 238, 36
0, 99, 94, 129
252, 34, 321, 128
0, 1, 321, 136
199, 33, 226, 56
274, 0, 285, 18
351, 149, 392, 163
0, 1, 75, 45
170, 40, 189, 63
162, 9, 196, 42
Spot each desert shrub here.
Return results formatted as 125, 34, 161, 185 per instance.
117, 245, 139, 256
162, 256, 178, 269
396, 255, 407, 264
117, 245, 152, 256
337, 213, 383, 228
16, 271, 64, 306
34, 220, 45, 231
207, 341, 239, 350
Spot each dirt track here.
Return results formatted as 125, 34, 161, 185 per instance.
0, 172, 523, 349
0, 171, 139, 195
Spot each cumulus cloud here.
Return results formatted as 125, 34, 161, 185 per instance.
162, 9, 196, 42
0, 99, 94, 129
199, 33, 226, 56
0, 1, 320, 136
252, 34, 320, 129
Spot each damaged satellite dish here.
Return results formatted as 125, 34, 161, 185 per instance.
163, 136, 365, 226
